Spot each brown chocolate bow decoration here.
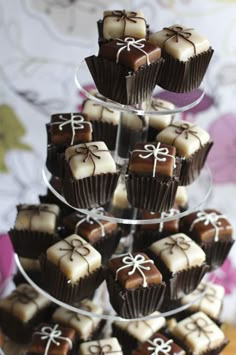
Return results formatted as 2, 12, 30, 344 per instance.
88, 343, 119, 354
161, 236, 191, 267
184, 316, 213, 347
9, 286, 39, 312
170, 122, 203, 148
192, 284, 217, 303
59, 238, 91, 272
65, 303, 93, 324
18, 204, 57, 230
163, 26, 196, 55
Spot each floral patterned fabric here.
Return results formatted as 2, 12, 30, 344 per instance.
0, 0, 236, 323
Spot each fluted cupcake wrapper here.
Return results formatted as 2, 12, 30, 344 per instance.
93, 229, 122, 264
39, 254, 105, 304
202, 240, 235, 271
106, 271, 166, 319
9, 229, 60, 259
85, 55, 164, 105
157, 48, 214, 93
179, 141, 213, 186
126, 174, 179, 212
46, 144, 64, 178
91, 121, 118, 151
133, 230, 162, 252
62, 160, 120, 209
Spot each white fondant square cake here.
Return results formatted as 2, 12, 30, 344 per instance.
145, 98, 175, 130
79, 337, 123, 354
82, 99, 120, 125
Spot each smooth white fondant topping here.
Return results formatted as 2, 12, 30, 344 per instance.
115, 253, 154, 287
175, 186, 188, 207
147, 337, 173, 355
134, 142, 176, 178
79, 337, 122, 354
51, 113, 92, 145
190, 211, 227, 241
75, 208, 105, 237
147, 98, 175, 130
35, 324, 72, 355
116, 37, 150, 65
82, 99, 120, 125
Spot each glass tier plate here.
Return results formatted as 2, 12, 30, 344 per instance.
15, 253, 215, 322
75, 59, 205, 116
42, 165, 212, 225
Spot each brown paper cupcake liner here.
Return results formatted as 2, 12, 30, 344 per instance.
157, 48, 214, 93
179, 141, 213, 186
202, 240, 235, 271
9, 229, 60, 259
91, 121, 118, 150
62, 160, 120, 209
126, 174, 179, 212
112, 323, 141, 355
133, 230, 160, 252
106, 271, 166, 319
39, 254, 105, 304
46, 144, 65, 178
85, 55, 164, 105
93, 229, 122, 264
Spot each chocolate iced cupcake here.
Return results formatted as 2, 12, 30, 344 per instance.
79, 338, 123, 355
170, 312, 228, 355
39, 234, 104, 304
156, 120, 213, 185
133, 206, 180, 251
0, 284, 51, 343
148, 233, 209, 300
97, 10, 148, 46
9, 203, 60, 259
180, 209, 234, 270
149, 24, 214, 92
61, 208, 121, 263
62, 141, 119, 209
126, 141, 181, 212
52, 299, 104, 342
46, 112, 92, 177
132, 332, 186, 355
106, 252, 166, 318
82, 94, 120, 150
27, 322, 76, 354
112, 312, 166, 355
85, 37, 164, 105
180, 281, 225, 322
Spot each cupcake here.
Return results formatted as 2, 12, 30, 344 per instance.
79, 337, 123, 355
61, 208, 121, 263
106, 252, 166, 318
156, 120, 213, 185
46, 112, 92, 177
180, 209, 234, 270
26, 322, 76, 354
149, 24, 214, 92
112, 312, 166, 355
170, 312, 228, 355
148, 233, 209, 300
85, 37, 164, 105
132, 332, 186, 355
14, 257, 41, 286
39, 234, 104, 304
62, 141, 119, 209
52, 299, 104, 342
180, 281, 225, 322
133, 206, 180, 251
126, 141, 181, 212
97, 10, 148, 46
0, 283, 51, 343
9, 203, 60, 259
145, 97, 175, 141
82, 94, 120, 150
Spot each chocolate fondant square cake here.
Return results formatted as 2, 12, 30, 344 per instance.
156, 120, 213, 185
126, 141, 180, 212
149, 24, 214, 92
148, 233, 209, 299
0, 284, 51, 343
106, 252, 166, 318
62, 141, 119, 209
180, 209, 234, 269
9, 203, 60, 258
39, 234, 104, 304
79, 337, 123, 355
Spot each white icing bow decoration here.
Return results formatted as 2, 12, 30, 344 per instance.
51, 113, 92, 145
190, 211, 227, 241
116, 253, 154, 287
147, 337, 173, 355
134, 142, 176, 178
75, 208, 106, 237
158, 208, 178, 232
116, 37, 150, 65
35, 324, 73, 355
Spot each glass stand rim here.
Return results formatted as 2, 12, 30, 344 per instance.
42, 165, 212, 225
15, 253, 215, 322
75, 59, 205, 116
